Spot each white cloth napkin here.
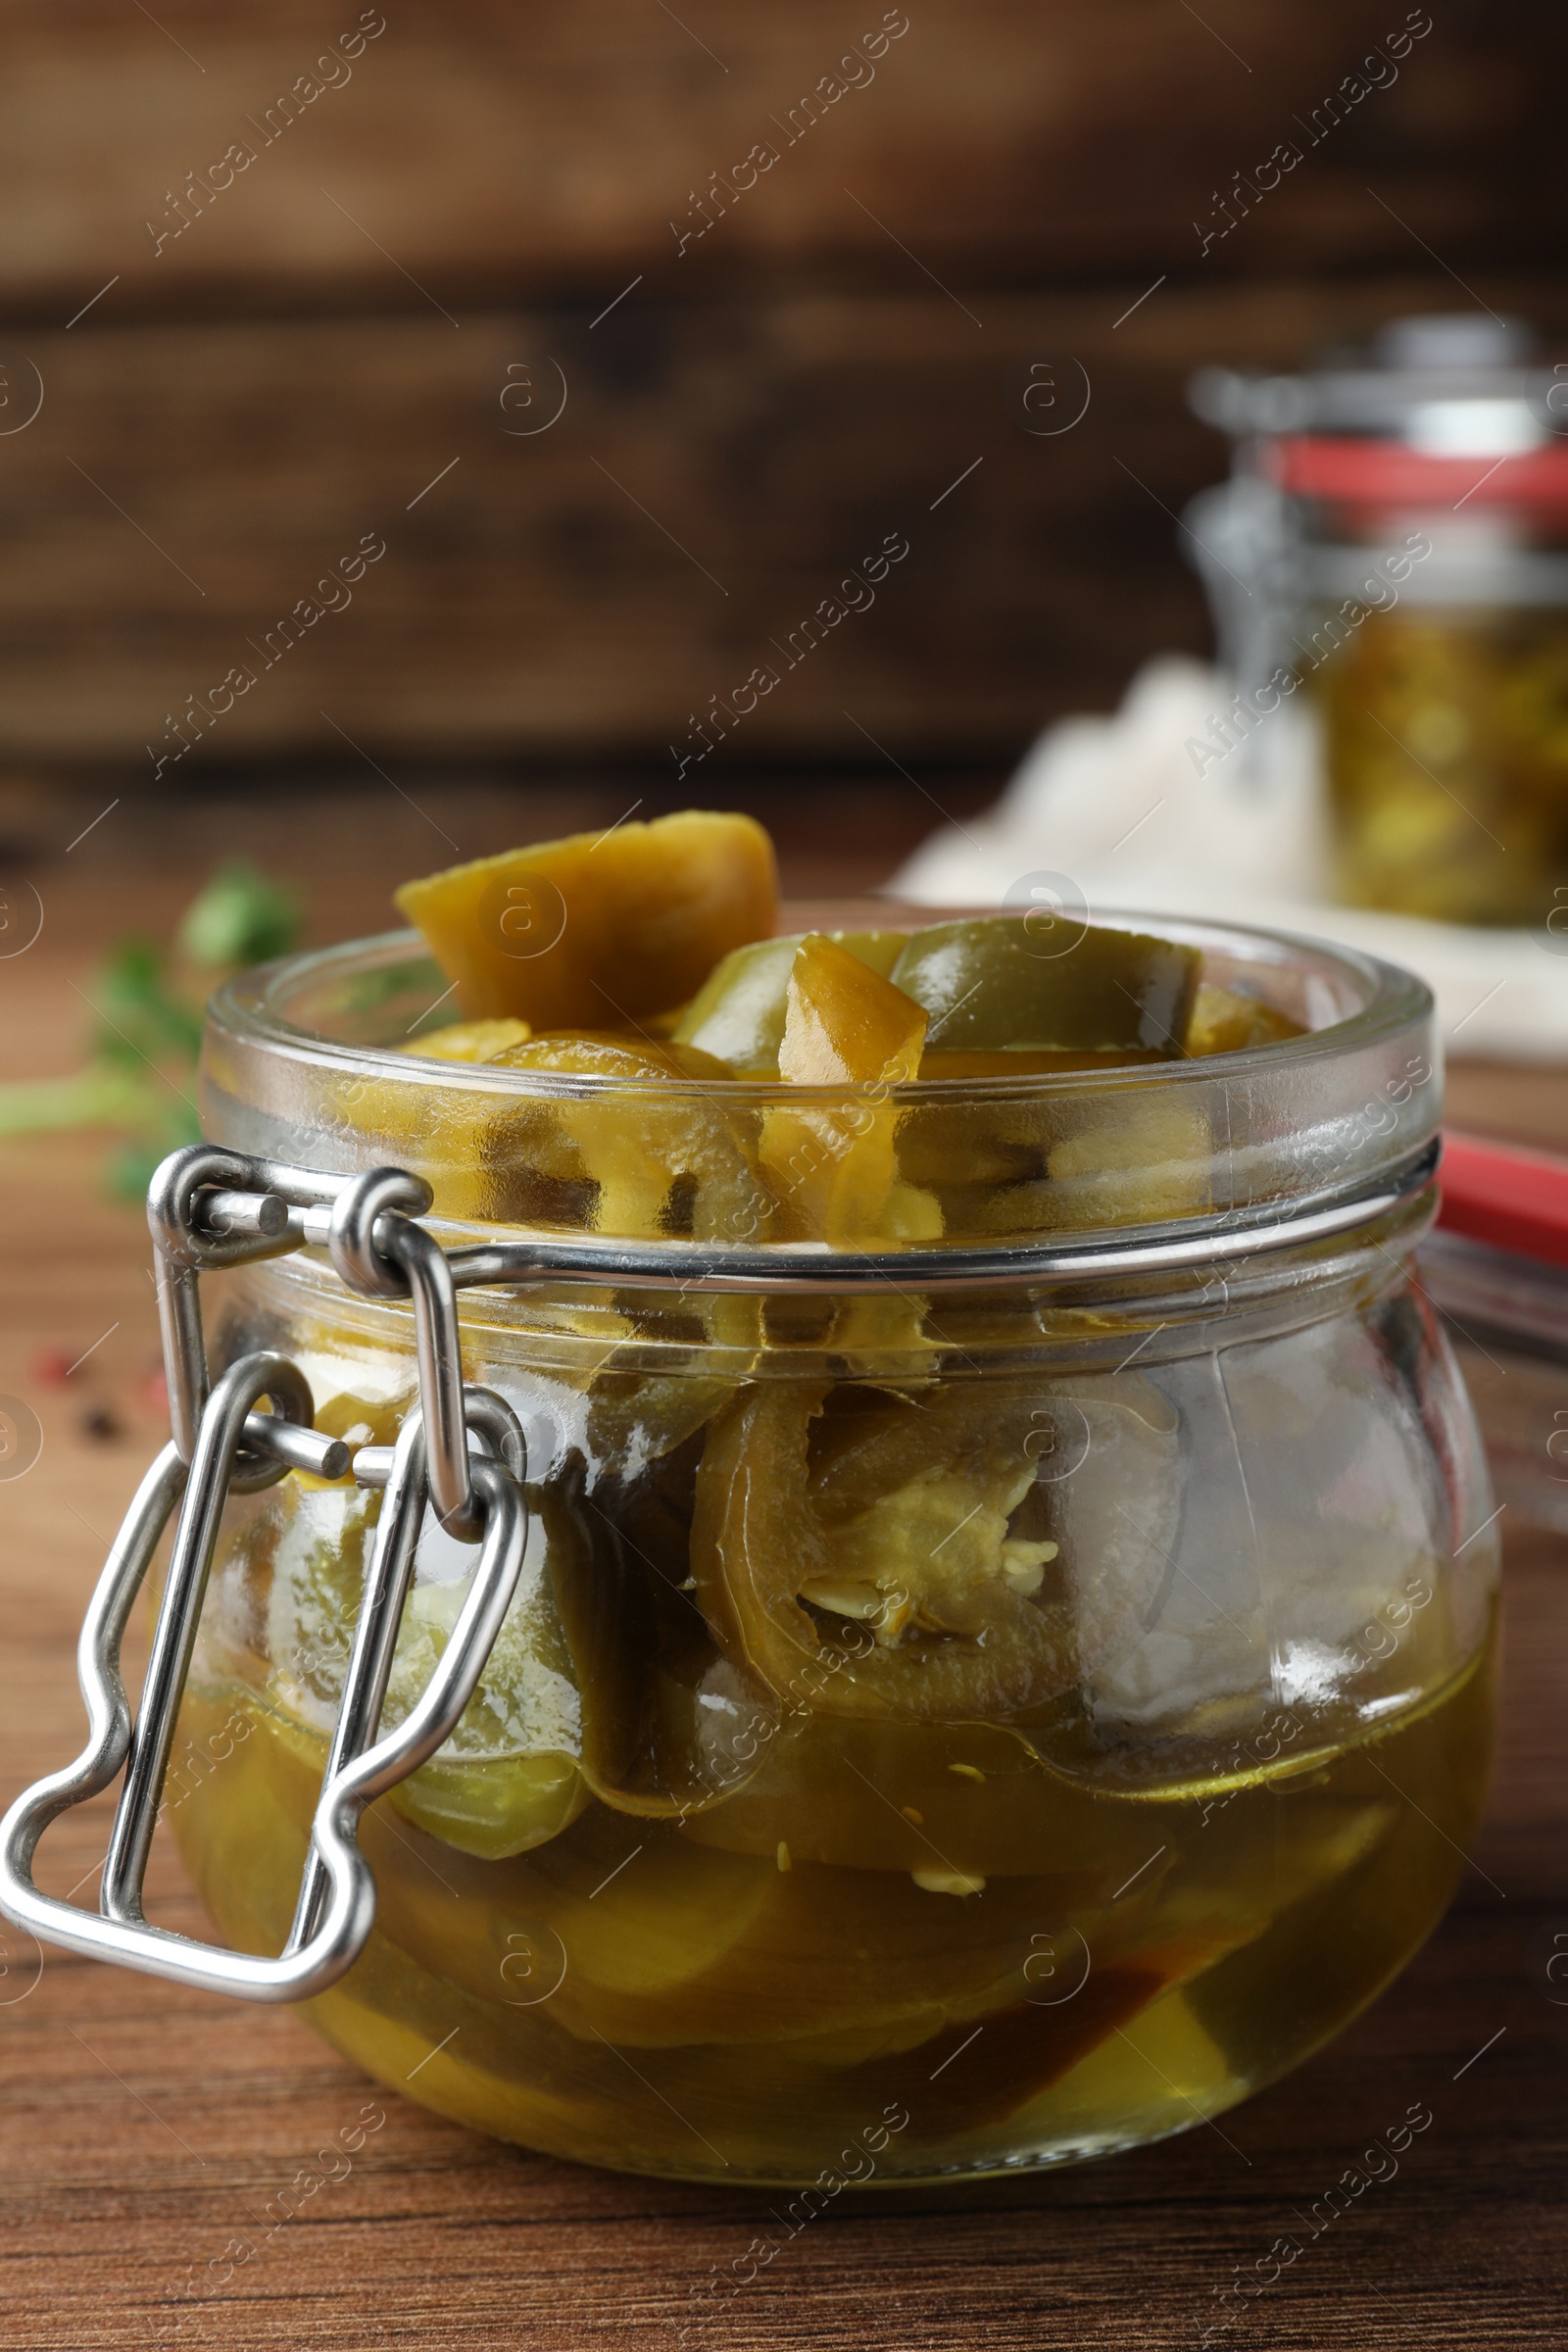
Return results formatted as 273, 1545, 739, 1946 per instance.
891, 659, 1568, 1062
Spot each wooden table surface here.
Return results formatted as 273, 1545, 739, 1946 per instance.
1, 793, 1565, 2351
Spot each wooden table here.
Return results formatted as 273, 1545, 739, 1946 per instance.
2, 797, 1564, 2349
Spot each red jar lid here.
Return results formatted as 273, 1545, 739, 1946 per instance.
1268, 435, 1568, 511
1439, 1130, 1568, 1269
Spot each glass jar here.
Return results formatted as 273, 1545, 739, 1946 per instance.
1190, 314, 1568, 926
168, 912, 1497, 2186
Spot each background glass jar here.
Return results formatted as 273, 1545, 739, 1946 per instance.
170, 914, 1498, 2185
1190, 314, 1568, 926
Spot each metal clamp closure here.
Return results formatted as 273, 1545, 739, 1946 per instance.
147, 1148, 478, 1533
0, 1352, 527, 2002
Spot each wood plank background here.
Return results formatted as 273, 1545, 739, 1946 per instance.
0, 800, 1566, 2349
0, 1, 1560, 776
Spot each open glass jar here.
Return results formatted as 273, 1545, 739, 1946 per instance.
164, 911, 1495, 2186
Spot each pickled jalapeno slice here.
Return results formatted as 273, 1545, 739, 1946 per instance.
889, 916, 1200, 1056
692, 1382, 1071, 1722
400, 1015, 534, 1062
675, 929, 906, 1074
394, 808, 778, 1026
670, 914, 1212, 1079
758, 935, 931, 1247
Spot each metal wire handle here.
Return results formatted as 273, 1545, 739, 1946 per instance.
0, 1374, 526, 2001
0, 1134, 1434, 2005
0, 1144, 537, 2001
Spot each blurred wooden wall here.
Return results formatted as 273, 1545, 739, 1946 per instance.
0, 0, 1560, 781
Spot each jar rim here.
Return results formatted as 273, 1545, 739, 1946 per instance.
200, 909, 1438, 1250
208, 910, 1432, 1106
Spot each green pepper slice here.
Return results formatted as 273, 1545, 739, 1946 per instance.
692, 1373, 1181, 1726
889, 916, 1200, 1056
674, 929, 906, 1075
692, 1381, 1071, 1721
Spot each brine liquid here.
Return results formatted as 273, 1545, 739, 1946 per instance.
170, 1631, 1494, 2184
